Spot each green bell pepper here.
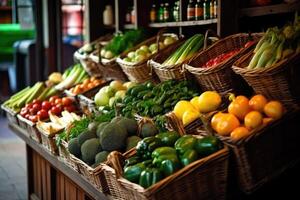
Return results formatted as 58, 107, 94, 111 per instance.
124, 156, 140, 168
136, 137, 163, 160
195, 136, 222, 157
160, 159, 181, 176
155, 131, 180, 147
139, 167, 163, 188
175, 135, 197, 155
124, 162, 147, 184
151, 147, 177, 159
180, 149, 198, 167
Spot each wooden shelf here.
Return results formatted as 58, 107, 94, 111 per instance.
148, 19, 218, 28
124, 24, 135, 29
0, 6, 12, 11
240, 2, 300, 17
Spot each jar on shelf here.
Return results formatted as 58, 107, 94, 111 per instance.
195, 0, 203, 20
150, 4, 157, 23
126, 7, 132, 23
210, 0, 214, 19
214, 0, 217, 19
158, 3, 164, 22
203, 0, 210, 20
164, 3, 171, 22
173, 1, 180, 22
103, 5, 114, 26
187, 0, 195, 21
131, 6, 136, 24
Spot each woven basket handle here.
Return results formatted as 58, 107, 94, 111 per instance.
107, 151, 125, 179
204, 29, 220, 50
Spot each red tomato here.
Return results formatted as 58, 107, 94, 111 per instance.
50, 106, 61, 115
54, 98, 62, 105
25, 103, 33, 109
32, 103, 41, 111
29, 107, 38, 115
20, 109, 28, 117
29, 115, 38, 123
32, 99, 42, 105
37, 109, 48, 120
62, 97, 73, 106
49, 95, 60, 103
42, 101, 52, 111
64, 105, 76, 112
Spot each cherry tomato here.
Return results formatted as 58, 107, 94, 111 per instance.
50, 106, 61, 115
42, 101, 52, 111
32, 103, 41, 111
30, 115, 38, 123
62, 97, 73, 106
29, 107, 38, 115
25, 103, 33, 109
64, 105, 76, 112
54, 98, 62, 105
25, 114, 30, 120
37, 109, 48, 120
32, 99, 42, 105
20, 109, 28, 117
49, 95, 60, 103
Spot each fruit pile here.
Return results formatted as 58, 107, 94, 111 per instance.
173, 91, 222, 126
211, 94, 284, 141
20, 96, 78, 122
69, 77, 105, 95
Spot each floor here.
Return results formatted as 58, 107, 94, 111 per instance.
0, 116, 27, 200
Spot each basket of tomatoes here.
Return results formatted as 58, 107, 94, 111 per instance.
202, 93, 300, 193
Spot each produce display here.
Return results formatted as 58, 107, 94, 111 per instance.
19, 96, 78, 122
162, 34, 204, 67
123, 133, 222, 188
122, 36, 177, 64
202, 49, 241, 68
211, 94, 284, 140
69, 77, 106, 95
174, 91, 222, 126
100, 29, 146, 60
248, 16, 300, 69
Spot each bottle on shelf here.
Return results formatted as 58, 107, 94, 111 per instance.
164, 3, 171, 22
203, 0, 210, 20
131, 6, 136, 24
210, 0, 214, 19
187, 0, 195, 21
125, 6, 132, 24
103, 5, 114, 26
158, 3, 164, 22
214, 0, 217, 19
195, 0, 203, 21
150, 4, 157, 23
173, 1, 180, 22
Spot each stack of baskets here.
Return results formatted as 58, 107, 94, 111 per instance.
116, 33, 179, 83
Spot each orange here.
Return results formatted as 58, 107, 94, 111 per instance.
230, 127, 251, 141
264, 101, 284, 120
249, 94, 268, 112
215, 113, 240, 136
228, 95, 251, 120
211, 112, 226, 131
244, 111, 263, 130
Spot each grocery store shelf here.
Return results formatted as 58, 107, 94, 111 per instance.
9, 123, 109, 200
124, 24, 135, 29
148, 19, 218, 28
240, 2, 300, 17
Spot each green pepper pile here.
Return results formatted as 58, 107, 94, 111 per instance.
123, 132, 223, 189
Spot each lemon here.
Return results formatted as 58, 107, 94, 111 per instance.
174, 100, 196, 120
190, 96, 201, 111
198, 91, 222, 113
182, 110, 200, 127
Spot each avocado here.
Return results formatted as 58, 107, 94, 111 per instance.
100, 122, 128, 151
140, 122, 158, 138
68, 138, 81, 158
111, 116, 123, 124
81, 138, 102, 165
95, 151, 110, 164
88, 121, 100, 134
126, 136, 142, 151
78, 130, 97, 146
118, 117, 138, 136
96, 122, 110, 137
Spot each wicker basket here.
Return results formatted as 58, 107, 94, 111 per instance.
57, 139, 79, 172
90, 51, 128, 81
116, 33, 179, 83
74, 34, 113, 77
105, 144, 229, 200
69, 154, 109, 193
37, 126, 59, 155
1, 104, 19, 125
185, 33, 263, 95
17, 114, 42, 143
232, 50, 300, 110
202, 110, 300, 194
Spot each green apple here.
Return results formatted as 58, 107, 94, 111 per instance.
115, 90, 126, 99
127, 51, 135, 59
159, 42, 165, 50
95, 91, 110, 106
100, 49, 106, 57
134, 54, 146, 63
135, 49, 147, 56
149, 43, 158, 53
123, 81, 136, 89
109, 97, 116, 107
104, 50, 114, 59
105, 86, 116, 97
140, 45, 150, 53
163, 36, 176, 46
123, 57, 132, 62
110, 80, 125, 91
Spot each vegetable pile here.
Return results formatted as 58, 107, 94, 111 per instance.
123, 133, 222, 188
202, 49, 241, 68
